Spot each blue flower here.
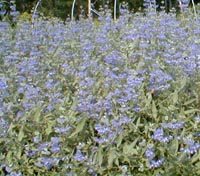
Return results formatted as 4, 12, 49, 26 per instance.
152, 128, 173, 143
25, 150, 36, 157
93, 137, 109, 144
35, 157, 59, 170
95, 123, 111, 135
74, 149, 87, 162
161, 121, 185, 129
50, 137, 61, 153
180, 139, 200, 154
147, 158, 165, 168
0, 77, 8, 91
145, 148, 155, 160
54, 126, 71, 134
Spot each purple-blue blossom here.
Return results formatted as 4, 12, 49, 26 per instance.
95, 123, 111, 135
120, 115, 133, 125
24, 85, 41, 100
25, 150, 36, 157
149, 69, 172, 90
54, 126, 71, 134
0, 77, 8, 91
0, 118, 8, 137
6, 172, 22, 176
194, 116, 200, 123
57, 117, 67, 124
50, 137, 61, 153
181, 142, 200, 154
161, 121, 185, 129
35, 157, 59, 170
87, 168, 97, 176
93, 137, 109, 144
145, 147, 165, 168
147, 158, 165, 168
152, 128, 173, 143
145, 148, 155, 160
74, 149, 87, 162
179, 138, 200, 154
37, 142, 50, 151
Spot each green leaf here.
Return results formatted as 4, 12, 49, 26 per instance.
97, 146, 103, 166
115, 158, 119, 166
69, 117, 87, 138
117, 133, 123, 148
152, 101, 157, 119
192, 153, 200, 164
168, 105, 178, 111
183, 98, 197, 106
7, 123, 15, 134
184, 109, 199, 115
45, 120, 56, 135
18, 126, 24, 142
136, 117, 141, 129
27, 168, 34, 174
144, 92, 152, 109
16, 146, 22, 159
172, 90, 178, 104
33, 107, 42, 123
123, 138, 139, 155
178, 77, 187, 91
170, 138, 179, 155
195, 161, 200, 168
6, 151, 13, 163
108, 149, 116, 168
122, 156, 130, 165
0, 153, 5, 160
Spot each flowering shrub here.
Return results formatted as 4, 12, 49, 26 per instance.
1, 10, 200, 175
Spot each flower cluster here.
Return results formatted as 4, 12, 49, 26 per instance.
179, 138, 200, 155
145, 147, 165, 168
161, 121, 185, 129
151, 128, 173, 143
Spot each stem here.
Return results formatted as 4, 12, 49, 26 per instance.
154, 0, 156, 12
191, 0, 197, 20
178, 0, 183, 13
71, 0, 76, 21
32, 0, 41, 19
88, 0, 91, 18
114, 0, 117, 20
91, 8, 102, 17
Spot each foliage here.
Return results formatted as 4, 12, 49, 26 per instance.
14, 0, 198, 20
18, 12, 31, 21
0, 0, 19, 26
1, 9, 200, 175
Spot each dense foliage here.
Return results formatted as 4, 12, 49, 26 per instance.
12, 0, 196, 20
2, 0, 200, 21
1, 6, 200, 176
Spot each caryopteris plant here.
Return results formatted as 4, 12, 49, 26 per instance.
0, 4, 200, 176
